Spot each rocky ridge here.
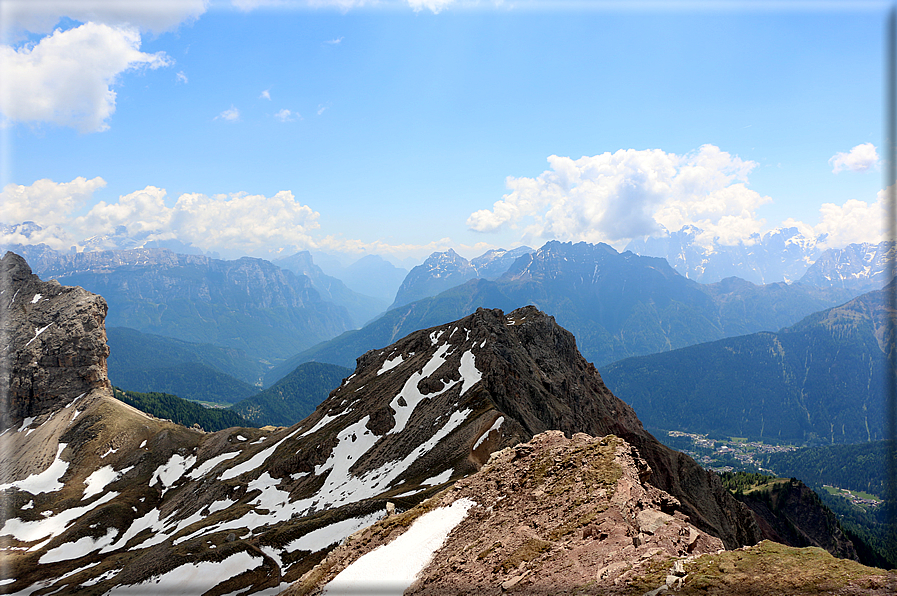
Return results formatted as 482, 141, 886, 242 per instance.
288, 431, 726, 595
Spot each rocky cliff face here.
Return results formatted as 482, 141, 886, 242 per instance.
1, 252, 110, 429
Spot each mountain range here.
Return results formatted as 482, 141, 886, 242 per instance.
390, 246, 532, 309
274, 241, 858, 379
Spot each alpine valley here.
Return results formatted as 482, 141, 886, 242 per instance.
0, 250, 894, 595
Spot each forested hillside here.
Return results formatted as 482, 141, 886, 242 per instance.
113, 388, 255, 432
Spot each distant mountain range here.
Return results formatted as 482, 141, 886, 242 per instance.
599, 281, 894, 444
273, 250, 387, 327
799, 241, 895, 292
37, 248, 356, 362
275, 241, 857, 380
626, 225, 824, 284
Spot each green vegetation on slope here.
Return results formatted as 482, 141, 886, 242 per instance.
600, 286, 890, 444
231, 362, 351, 427
110, 361, 257, 405
113, 387, 256, 432
761, 441, 894, 498
107, 327, 265, 386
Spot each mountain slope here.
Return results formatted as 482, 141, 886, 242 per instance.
274, 250, 387, 327
279, 241, 855, 374
230, 362, 351, 427
106, 326, 265, 386
599, 283, 893, 444
39, 248, 355, 361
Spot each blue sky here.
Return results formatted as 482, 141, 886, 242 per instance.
0, 1, 891, 263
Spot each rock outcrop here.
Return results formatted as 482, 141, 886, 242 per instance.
1, 252, 110, 429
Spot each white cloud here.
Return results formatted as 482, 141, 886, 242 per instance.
176, 71, 188, 84
260, 89, 271, 100
1, 178, 324, 257
1, 177, 107, 226
2, 0, 208, 36
794, 188, 889, 248
275, 109, 300, 122
217, 106, 240, 121
467, 145, 770, 248
406, 0, 456, 12
317, 104, 329, 116
324, 37, 344, 44
0, 23, 172, 133
829, 143, 879, 173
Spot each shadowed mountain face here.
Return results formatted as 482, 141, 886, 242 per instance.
0, 254, 763, 595
600, 282, 895, 444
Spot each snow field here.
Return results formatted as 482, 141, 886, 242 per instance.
102, 551, 265, 596
285, 510, 385, 553
0, 443, 68, 494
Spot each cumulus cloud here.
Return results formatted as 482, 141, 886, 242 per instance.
467, 145, 770, 248
260, 89, 271, 100
829, 143, 879, 173
0, 23, 172, 133
275, 109, 300, 122
73, 188, 320, 254
1, 177, 107, 226
2, 0, 208, 36
1, 178, 323, 257
217, 106, 240, 121
790, 188, 889, 248
406, 0, 456, 12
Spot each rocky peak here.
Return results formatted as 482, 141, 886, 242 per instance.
1, 252, 110, 429
390, 249, 478, 308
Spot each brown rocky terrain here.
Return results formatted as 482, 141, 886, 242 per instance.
286, 431, 895, 596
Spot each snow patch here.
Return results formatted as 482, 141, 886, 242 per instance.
0, 443, 68, 494
30, 294, 41, 304
1, 491, 118, 543
323, 498, 476, 595
25, 324, 52, 347
421, 469, 452, 486
458, 350, 482, 396
103, 551, 264, 596
389, 343, 457, 435
377, 353, 405, 376
473, 416, 504, 450
219, 427, 301, 481
82, 465, 122, 499
38, 527, 117, 564
285, 510, 384, 553
187, 451, 240, 480
150, 453, 197, 492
